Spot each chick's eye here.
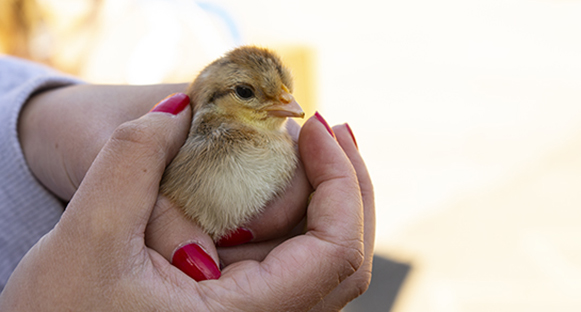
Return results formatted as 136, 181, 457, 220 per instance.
235, 86, 254, 99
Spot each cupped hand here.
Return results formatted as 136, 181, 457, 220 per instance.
18, 84, 310, 248
18, 84, 374, 310
2, 95, 371, 311
219, 118, 376, 312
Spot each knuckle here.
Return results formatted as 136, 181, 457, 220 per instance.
351, 267, 372, 297
347, 246, 365, 275
108, 121, 165, 159
110, 121, 152, 147
333, 239, 365, 279
336, 262, 373, 304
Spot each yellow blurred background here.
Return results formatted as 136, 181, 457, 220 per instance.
3, 0, 581, 310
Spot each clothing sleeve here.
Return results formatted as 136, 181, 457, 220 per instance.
0, 56, 84, 292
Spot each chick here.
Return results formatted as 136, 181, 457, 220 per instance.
160, 46, 304, 241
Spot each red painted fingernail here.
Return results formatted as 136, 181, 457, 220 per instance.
150, 93, 190, 115
345, 123, 358, 149
314, 111, 335, 138
216, 228, 254, 247
172, 243, 220, 281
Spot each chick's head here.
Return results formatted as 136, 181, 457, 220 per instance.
187, 46, 304, 130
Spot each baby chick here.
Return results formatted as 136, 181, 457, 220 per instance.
160, 46, 304, 240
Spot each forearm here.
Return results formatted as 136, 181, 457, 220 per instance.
18, 83, 189, 200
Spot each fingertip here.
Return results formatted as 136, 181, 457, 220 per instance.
313, 111, 336, 138
149, 92, 190, 115
172, 242, 221, 281
333, 124, 375, 224
344, 123, 358, 149
146, 196, 220, 280
299, 113, 353, 189
300, 112, 335, 151
216, 228, 254, 247
333, 124, 359, 155
300, 112, 335, 143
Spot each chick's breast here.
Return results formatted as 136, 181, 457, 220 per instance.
160, 113, 297, 240
160, 46, 302, 241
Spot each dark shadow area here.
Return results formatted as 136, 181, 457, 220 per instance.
343, 254, 411, 312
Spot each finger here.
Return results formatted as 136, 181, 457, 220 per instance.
60, 93, 192, 240
301, 116, 364, 256
211, 113, 364, 311
334, 123, 375, 266
145, 195, 220, 281
334, 124, 375, 253
217, 219, 306, 265
217, 238, 283, 264
310, 124, 376, 311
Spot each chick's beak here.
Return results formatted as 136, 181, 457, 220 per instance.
264, 86, 305, 118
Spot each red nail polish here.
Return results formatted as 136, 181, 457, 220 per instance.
172, 243, 220, 281
216, 228, 254, 247
314, 111, 335, 138
344, 123, 358, 149
150, 93, 190, 115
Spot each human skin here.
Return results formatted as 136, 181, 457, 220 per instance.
6, 86, 375, 311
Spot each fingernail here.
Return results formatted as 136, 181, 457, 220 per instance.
172, 243, 221, 281
344, 123, 358, 149
314, 111, 335, 138
216, 228, 254, 247
149, 93, 190, 115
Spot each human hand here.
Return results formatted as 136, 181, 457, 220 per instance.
217, 117, 376, 311
18, 84, 311, 247
1, 96, 371, 310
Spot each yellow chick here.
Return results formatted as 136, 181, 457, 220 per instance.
160, 46, 304, 240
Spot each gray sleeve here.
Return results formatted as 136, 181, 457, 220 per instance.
0, 56, 83, 292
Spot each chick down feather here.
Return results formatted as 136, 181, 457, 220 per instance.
160, 46, 301, 241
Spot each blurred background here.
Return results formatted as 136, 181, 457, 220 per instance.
2, 0, 581, 310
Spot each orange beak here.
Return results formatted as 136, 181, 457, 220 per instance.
264, 85, 305, 118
